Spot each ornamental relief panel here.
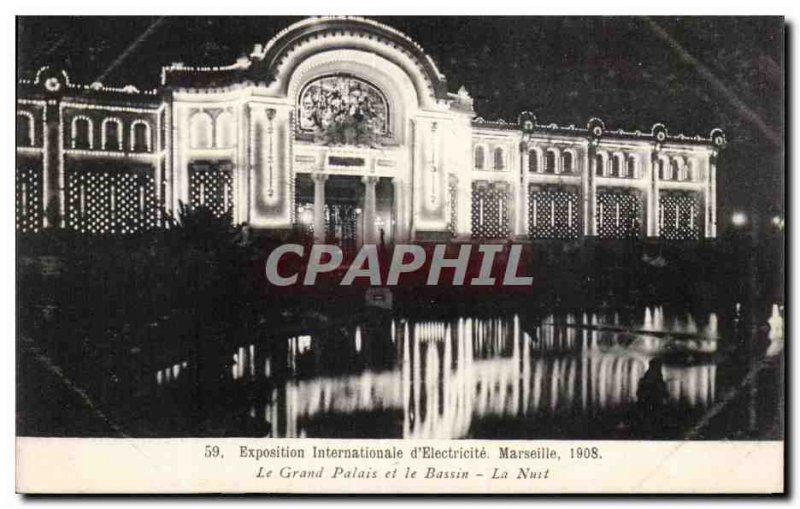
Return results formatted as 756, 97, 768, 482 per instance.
297, 74, 389, 148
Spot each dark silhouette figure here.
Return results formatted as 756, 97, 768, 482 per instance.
633, 358, 670, 437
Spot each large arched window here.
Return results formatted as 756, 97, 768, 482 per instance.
131, 120, 151, 152
71, 116, 93, 149
528, 150, 538, 173
102, 118, 122, 150
474, 146, 485, 170
16, 112, 34, 147
190, 112, 213, 149
493, 147, 504, 170
298, 75, 389, 145
562, 151, 573, 173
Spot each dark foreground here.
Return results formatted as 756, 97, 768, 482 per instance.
17, 297, 784, 440
16, 224, 784, 440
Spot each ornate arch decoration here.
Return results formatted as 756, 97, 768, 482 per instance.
253, 17, 449, 106
297, 74, 390, 144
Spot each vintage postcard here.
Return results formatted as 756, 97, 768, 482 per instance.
15, 15, 785, 494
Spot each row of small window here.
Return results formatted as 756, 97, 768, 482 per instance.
474, 146, 579, 174
69, 116, 153, 152
473, 144, 700, 182
596, 153, 698, 181
655, 158, 698, 182
473, 146, 507, 171
16, 113, 38, 147
189, 110, 236, 149
595, 153, 639, 179
15, 112, 154, 152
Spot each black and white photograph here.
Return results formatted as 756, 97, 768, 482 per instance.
13, 13, 785, 494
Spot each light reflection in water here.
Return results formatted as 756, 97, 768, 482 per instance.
766, 304, 784, 357
150, 306, 742, 438
155, 361, 188, 385
249, 308, 721, 439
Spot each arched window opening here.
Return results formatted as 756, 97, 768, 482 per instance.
528, 150, 538, 173
676, 159, 689, 181
474, 146, 485, 170
132, 121, 151, 152
102, 119, 122, 150
686, 160, 696, 181
545, 150, 556, 173
562, 151, 573, 173
627, 156, 637, 179
190, 112, 213, 149
612, 154, 622, 177
671, 160, 680, 181
595, 154, 604, 176
215, 111, 235, 148
658, 159, 666, 180
72, 117, 92, 149
493, 147, 504, 170
16, 112, 33, 147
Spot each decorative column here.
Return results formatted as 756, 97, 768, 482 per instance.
586, 142, 597, 236
649, 148, 660, 237
391, 176, 402, 242
176, 106, 191, 208
707, 151, 717, 238
265, 108, 277, 200
586, 119, 605, 237
362, 175, 379, 245
518, 141, 529, 237
235, 103, 247, 224
311, 172, 328, 243
43, 101, 60, 228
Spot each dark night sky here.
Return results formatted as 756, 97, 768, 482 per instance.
16, 16, 784, 226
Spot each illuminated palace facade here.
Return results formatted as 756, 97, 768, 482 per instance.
16, 16, 727, 244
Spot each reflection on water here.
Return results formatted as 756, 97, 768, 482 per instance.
766, 304, 785, 358
145, 304, 775, 440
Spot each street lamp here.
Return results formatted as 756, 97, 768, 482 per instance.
732, 212, 747, 227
